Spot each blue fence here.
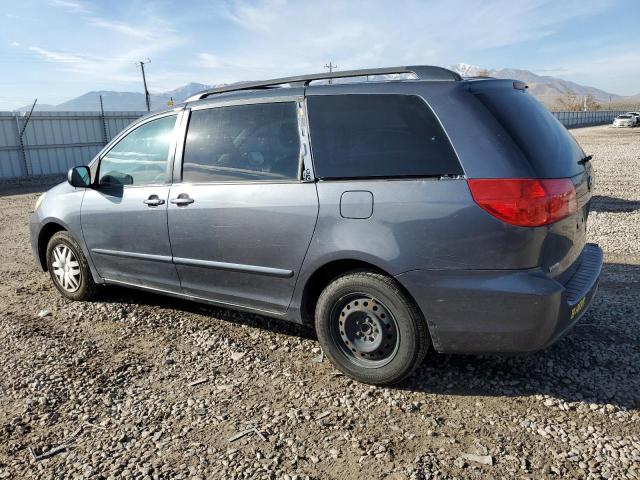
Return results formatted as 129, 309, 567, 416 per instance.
552, 110, 626, 128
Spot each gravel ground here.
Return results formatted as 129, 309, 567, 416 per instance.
0, 125, 638, 479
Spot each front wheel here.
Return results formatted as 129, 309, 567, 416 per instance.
46, 231, 97, 301
315, 271, 429, 385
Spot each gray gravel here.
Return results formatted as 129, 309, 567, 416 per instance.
0, 125, 639, 479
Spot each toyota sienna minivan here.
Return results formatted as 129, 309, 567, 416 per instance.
30, 66, 603, 385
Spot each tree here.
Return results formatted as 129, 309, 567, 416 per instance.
584, 94, 601, 111
554, 92, 582, 111
554, 92, 601, 111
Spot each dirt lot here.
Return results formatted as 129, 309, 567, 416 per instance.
0, 125, 639, 479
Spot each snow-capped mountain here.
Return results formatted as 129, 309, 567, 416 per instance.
448, 63, 639, 105
449, 63, 485, 77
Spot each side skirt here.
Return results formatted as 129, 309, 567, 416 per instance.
103, 278, 294, 321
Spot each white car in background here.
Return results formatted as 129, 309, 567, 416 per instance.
626, 112, 640, 125
613, 114, 635, 127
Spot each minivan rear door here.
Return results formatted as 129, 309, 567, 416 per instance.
167, 98, 318, 315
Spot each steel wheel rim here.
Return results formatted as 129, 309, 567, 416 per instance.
331, 294, 400, 367
51, 244, 81, 293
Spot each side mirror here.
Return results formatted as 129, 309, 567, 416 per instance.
68, 166, 91, 188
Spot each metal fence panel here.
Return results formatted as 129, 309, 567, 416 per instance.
0, 112, 25, 178
552, 110, 625, 128
0, 111, 144, 179
0, 148, 24, 179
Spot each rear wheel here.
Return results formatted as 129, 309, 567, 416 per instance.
46, 231, 97, 301
315, 271, 429, 385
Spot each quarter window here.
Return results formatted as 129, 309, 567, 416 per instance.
99, 115, 177, 186
182, 102, 300, 183
307, 94, 462, 179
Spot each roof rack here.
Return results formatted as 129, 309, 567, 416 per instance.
186, 65, 461, 102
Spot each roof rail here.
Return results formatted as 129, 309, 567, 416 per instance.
186, 65, 461, 102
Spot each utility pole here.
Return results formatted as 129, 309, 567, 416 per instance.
137, 59, 151, 112
324, 61, 338, 85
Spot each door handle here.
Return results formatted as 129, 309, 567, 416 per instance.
143, 195, 165, 207
170, 194, 194, 206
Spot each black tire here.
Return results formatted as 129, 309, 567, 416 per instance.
46, 231, 97, 301
315, 271, 429, 385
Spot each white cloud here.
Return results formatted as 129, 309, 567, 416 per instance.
10, 41, 21, 47
89, 17, 163, 41
28, 47, 85, 64
197, 53, 225, 68
9, 0, 632, 105
48, 0, 90, 13
541, 46, 640, 95
199, 0, 614, 83
28, 43, 172, 86
224, 0, 286, 33
26, 10, 184, 88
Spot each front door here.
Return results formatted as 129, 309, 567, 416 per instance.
82, 113, 181, 290
167, 100, 318, 314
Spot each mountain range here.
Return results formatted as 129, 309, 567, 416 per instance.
19, 83, 212, 112
16, 65, 640, 112
448, 63, 640, 106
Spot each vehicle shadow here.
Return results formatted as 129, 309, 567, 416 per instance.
92, 285, 316, 340
590, 195, 640, 213
401, 261, 640, 410
91, 262, 638, 409
0, 176, 63, 197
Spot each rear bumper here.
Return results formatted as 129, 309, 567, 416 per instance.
395, 243, 603, 354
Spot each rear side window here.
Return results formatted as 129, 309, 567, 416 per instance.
475, 90, 585, 178
182, 102, 300, 183
307, 94, 462, 179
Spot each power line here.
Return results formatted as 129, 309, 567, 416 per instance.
137, 59, 151, 112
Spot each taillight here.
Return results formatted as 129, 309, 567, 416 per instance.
467, 178, 577, 227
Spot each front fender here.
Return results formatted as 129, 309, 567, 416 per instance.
30, 183, 103, 283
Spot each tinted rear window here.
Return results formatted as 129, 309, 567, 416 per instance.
476, 90, 585, 178
307, 94, 462, 179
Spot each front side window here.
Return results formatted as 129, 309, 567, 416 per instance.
99, 115, 177, 186
182, 102, 300, 183
307, 94, 462, 179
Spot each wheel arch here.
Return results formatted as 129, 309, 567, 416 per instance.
37, 222, 68, 271
298, 258, 424, 325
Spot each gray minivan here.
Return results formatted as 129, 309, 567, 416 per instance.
30, 66, 602, 385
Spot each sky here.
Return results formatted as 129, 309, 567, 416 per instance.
1, 0, 639, 109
